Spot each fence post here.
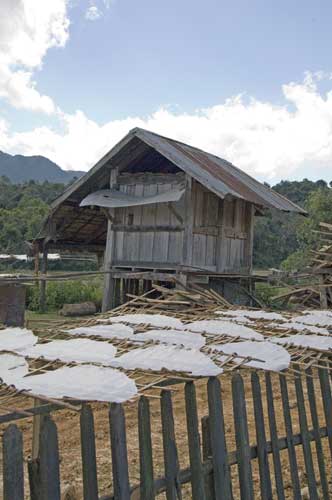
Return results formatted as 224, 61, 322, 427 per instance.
306, 368, 329, 500
160, 389, 182, 500
138, 396, 155, 500
201, 416, 216, 500
80, 404, 99, 500
207, 377, 232, 500
279, 375, 301, 500
28, 459, 41, 500
232, 373, 254, 500
294, 368, 318, 500
251, 372, 272, 500
2, 424, 24, 500
265, 372, 285, 500
318, 365, 332, 462
39, 416, 61, 500
109, 403, 131, 500
185, 382, 206, 500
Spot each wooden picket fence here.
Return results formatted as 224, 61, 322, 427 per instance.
2, 366, 332, 499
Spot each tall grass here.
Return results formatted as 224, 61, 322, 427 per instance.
26, 279, 103, 312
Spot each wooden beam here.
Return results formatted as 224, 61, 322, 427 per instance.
112, 225, 183, 232
319, 275, 328, 309
39, 244, 48, 313
167, 202, 183, 224
102, 168, 118, 312
182, 175, 194, 270
101, 207, 115, 223
110, 271, 176, 282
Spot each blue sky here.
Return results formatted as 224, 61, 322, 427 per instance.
1, 0, 332, 182
29, 0, 332, 120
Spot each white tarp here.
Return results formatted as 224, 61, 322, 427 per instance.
80, 187, 185, 208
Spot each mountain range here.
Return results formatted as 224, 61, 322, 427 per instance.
0, 151, 84, 184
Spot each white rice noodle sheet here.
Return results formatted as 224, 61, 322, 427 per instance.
292, 313, 332, 328
0, 353, 29, 385
271, 321, 329, 335
302, 310, 332, 317
184, 320, 264, 340
212, 341, 290, 372
112, 345, 222, 376
24, 339, 117, 365
213, 313, 254, 324
0, 328, 37, 353
66, 323, 134, 340
271, 334, 332, 351
17, 365, 137, 403
134, 329, 206, 348
216, 309, 286, 322
103, 314, 184, 329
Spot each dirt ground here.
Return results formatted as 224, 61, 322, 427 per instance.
1, 369, 331, 499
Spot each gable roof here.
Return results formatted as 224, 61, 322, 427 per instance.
51, 127, 307, 215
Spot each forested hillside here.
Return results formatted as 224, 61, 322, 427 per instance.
0, 176, 330, 270
0, 177, 65, 253
254, 179, 332, 269
0, 151, 84, 183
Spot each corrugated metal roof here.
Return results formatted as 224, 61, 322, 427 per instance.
134, 129, 307, 214
51, 127, 307, 215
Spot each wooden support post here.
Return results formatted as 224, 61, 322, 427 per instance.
102, 167, 118, 312
31, 399, 43, 460
39, 243, 48, 313
182, 175, 194, 268
96, 253, 104, 270
34, 243, 39, 275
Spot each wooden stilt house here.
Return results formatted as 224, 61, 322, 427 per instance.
35, 128, 306, 310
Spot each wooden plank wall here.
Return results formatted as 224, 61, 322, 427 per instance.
113, 173, 184, 265
192, 181, 254, 273
112, 174, 253, 273
192, 181, 219, 270
216, 196, 253, 273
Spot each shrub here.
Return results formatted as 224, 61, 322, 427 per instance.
26, 279, 103, 312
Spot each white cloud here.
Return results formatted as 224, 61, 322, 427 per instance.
0, 0, 69, 113
85, 0, 113, 21
2, 73, 332, 182
85, 5, 103, 21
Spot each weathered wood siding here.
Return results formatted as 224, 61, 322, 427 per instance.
192, 181, 253, 273
111, 174, 253, 272
113, 173, 185, 265
192, 181, 219, 270
216, 196, 253, 273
